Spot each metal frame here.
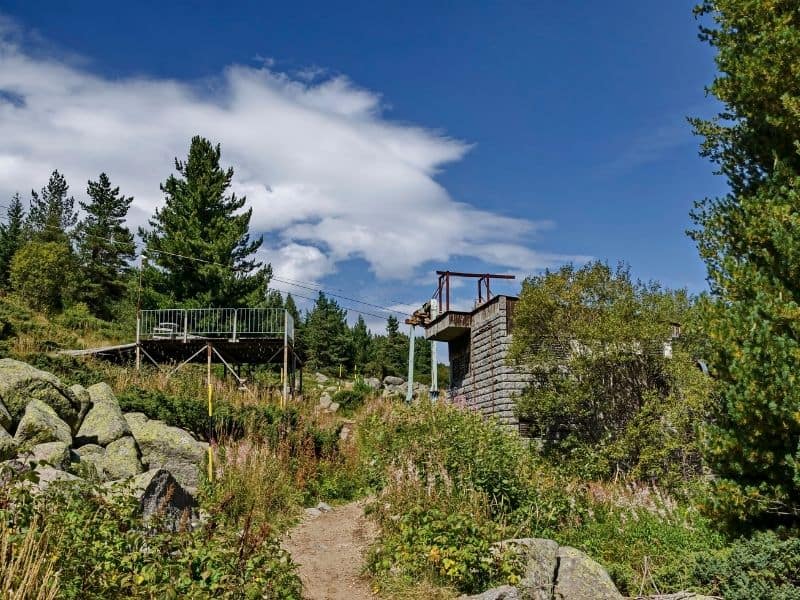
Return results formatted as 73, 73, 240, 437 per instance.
134, 307, 299, 403
434, 271, 516, 313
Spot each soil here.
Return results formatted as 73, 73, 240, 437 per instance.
283, 499, 378, 600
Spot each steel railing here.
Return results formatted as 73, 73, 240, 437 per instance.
137, 308, 294, 342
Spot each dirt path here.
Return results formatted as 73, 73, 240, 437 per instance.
283, 500, 378, 600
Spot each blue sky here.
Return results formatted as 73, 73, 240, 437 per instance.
0, 1, 725, 330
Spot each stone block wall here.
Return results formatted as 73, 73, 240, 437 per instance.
446, 296, 530, 430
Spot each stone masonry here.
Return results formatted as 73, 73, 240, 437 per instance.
426, 295, 530, 432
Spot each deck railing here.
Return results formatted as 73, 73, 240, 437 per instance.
138, 308, 294, 342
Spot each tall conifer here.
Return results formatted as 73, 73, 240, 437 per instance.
140, 136, 269, 307
26, 170, 77, 243
0, 194, 26, 288
77, 173, 136, 319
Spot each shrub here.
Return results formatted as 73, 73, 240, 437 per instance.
332, 389, 366, 413
693, 530, 800, 600
0, 467, 301, 599
359, 400, 532, 517
369, 502, 510, 594
10, 241, 79, 313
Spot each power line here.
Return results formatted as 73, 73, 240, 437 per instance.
0, 205, 414, 318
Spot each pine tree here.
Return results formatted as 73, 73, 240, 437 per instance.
351, 315, 372, 372
304, 292, 353, 372
140, 136, 269, 307
690, 1, 800, 525
26, 170, 77, 243
76, 173, 135, 319
0, 194, 26, 288
374, 315, 408, 377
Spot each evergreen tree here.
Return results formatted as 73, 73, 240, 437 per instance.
76, 173, 135, 319
304, 292, 353, 372
689, 1, 800, 525
26, 170, 77, 243
374, 315, 408, 377
0, 194, 26, 288
351, 315, 372, 373
140, 136, 269, 307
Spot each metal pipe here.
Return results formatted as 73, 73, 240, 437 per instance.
406, 323, 415, 404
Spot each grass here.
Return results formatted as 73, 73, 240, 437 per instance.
0, 518, 60, 600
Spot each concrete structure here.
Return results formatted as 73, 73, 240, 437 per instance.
425, 295, 529, 431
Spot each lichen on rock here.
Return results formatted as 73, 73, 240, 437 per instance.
75, 384, 130, 446
0, 358, 87, 431
14, 399, 72, 445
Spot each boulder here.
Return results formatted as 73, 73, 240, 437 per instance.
74, 443, 105, 476
314, 373, 329, 383
319, 393, 332, 409
131, 469, 197, 530
33, 465, 81, 491
0, 359, 88, 431
22, 441, 71, 470
482, 538, 623, 600
102, 436, 144, 480
364, 377, 381, 390
383, 375, 405, 387
125, 414, 207, 490
499, 538, 558, 600
68, 384, 91, 410
326, 402, 340, 414
14, 399, 72, 445
458, 586, 520, 600
0, 424, 16, 460
554, 545, 622, 600
75, 384, 130, 446
0, 399, 11, 431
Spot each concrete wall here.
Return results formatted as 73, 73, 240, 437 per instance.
446, 296, 530, 430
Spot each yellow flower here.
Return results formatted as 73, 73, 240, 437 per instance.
428, 546, 441, 564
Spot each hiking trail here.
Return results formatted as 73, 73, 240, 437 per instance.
283, 499, 378, 600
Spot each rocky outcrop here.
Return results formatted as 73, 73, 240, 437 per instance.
460, 538, 623, 600
0, 424, 16, 460
75, 383, 131, 446
14, 399, 72, 445
22, 441, 71, 470
0, 358, 88, 431
0, 359, 202, 517
125, 412, 207, 490
383, 375, 405, 387
102, 436, 144, 480
132, 468, 197, 530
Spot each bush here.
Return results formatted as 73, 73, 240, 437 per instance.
693, 530, 800, 600
10, 241, 79, 313
332, 389, 366, 413
0, 467, 301, 599
369, 502, 512, 594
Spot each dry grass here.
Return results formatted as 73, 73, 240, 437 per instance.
0, 519, 60, 600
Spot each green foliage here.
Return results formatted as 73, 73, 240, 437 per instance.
140, 136, 270, 308
0, 193, 26, 289
76, 173, 135, 320
25, 170, 78, 243
369, 503, 511, 594
332, 388, 367, 413
0, 468, 301, 599
693, 530, 800, 600
303, 292, 352, 373
689, 1, 800, 525
509, 262, 712, 486
360, 402, 532, 517
361, 400, 726, 596
10, 241, 79, 313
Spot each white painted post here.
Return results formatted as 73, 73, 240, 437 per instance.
430, 299, 438, 402
406, 324, 415, 404
135, 314, 141, 371
282, 310, 289, 405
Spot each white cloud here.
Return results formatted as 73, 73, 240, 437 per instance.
0, 19, 579, 282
